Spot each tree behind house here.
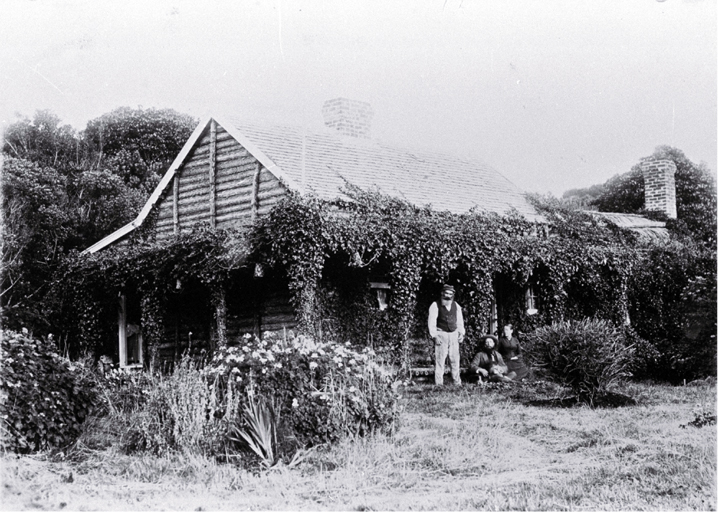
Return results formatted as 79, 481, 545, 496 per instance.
571, 146, 716, 247
1, 107, 197, 335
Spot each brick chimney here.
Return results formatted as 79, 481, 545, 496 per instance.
640, 157, 677, 219
321, 98, 373, 139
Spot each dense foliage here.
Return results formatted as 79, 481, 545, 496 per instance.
3, 110, 79, 171
110, 359, 236, 456
1, 108, 197, 334
0, 330, 97, 453
58, 229, 243, 359
523, 319, 636, 405
88, 333, 399, 458
248, 189, 640, 369
628, 239, 717, 382
83, 107, 197, 165
1, 158, 72, 329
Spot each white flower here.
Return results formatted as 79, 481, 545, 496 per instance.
311, 353, 318, 359
309, 362, 318, 370
349, 386, 356, 393
274, 363, 283, 369
262, 368, 267, 374
292, 398, 299, 408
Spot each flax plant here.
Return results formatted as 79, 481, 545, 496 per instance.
229, 394, 281, 468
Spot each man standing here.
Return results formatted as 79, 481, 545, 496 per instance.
428, 284, 465, 386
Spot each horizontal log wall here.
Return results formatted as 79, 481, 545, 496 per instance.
135, 120, 299, 363
142, 273, 297, 366
153, 130, 211, 240
151, 122, 289, 242
226, 277, 297, 341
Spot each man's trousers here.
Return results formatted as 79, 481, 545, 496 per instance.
434, 330, 461, 385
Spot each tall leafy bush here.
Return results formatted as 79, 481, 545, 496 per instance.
628, 240, 717, 382
0, 329, 97, 453
523, 319, 635, 406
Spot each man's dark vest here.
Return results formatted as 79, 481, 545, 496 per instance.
435, 300, 458, 332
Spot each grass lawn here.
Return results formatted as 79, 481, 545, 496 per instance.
2, 380, 715, 511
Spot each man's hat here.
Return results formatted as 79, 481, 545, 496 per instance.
441, 284, 455, 294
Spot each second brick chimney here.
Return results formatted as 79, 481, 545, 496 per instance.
322, 98, 373, 139
640, 157, 677, 219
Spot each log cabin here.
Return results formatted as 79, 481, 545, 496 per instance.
83, 98, 671, 368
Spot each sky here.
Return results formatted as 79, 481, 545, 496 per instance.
1, 0, 715, 195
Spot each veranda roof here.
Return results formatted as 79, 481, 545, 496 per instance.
591, 211, 668, 242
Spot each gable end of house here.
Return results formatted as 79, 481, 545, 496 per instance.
82, 117, 293, 254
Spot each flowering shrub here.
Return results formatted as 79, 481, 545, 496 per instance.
205, 333, 401, 447
84, 336, 399, 460
0, 329, 97, 453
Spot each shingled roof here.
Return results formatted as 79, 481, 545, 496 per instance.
229, 118, 539, 220
84, 106, 542, 253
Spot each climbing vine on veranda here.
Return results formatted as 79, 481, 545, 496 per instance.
59, 187, 716, 379
60, 229, 247, 362
249, 189, 641, 367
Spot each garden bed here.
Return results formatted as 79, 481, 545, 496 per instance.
2, 380, 715, 511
